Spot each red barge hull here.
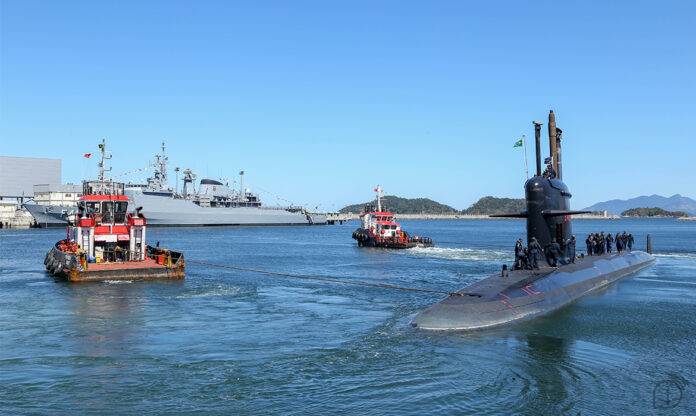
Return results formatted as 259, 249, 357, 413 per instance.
45, 245, 185, 282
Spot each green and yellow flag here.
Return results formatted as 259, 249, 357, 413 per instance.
513, 139, 523, 148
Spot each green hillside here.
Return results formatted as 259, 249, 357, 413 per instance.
339, 196, 458, 214
462, 196, 525, 215
621, 207, 688, 217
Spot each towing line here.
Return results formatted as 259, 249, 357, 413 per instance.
187, 260, 463, 296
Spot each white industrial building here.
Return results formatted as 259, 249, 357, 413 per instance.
0, 156, 62, 199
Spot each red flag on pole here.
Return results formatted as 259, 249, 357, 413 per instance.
84, 154, 91, 158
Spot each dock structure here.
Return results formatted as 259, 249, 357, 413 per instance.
326, 213, 353, 225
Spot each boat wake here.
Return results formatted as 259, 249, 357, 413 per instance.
654, 252, 696, 259
404, 246, 513, 262
176, 284, 242, 298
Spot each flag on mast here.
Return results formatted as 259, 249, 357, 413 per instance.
513, 139, 523, 148
84, 154, 91, 158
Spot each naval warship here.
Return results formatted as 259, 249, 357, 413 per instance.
411, 111, 655, 331
25, 142, 326, 227
123, 142, 327, 226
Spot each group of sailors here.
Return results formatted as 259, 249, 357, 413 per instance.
586, 231, 634, 255
512, 231, 636, 270
513, 235, 576, 270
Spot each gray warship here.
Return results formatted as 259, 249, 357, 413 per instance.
411, 111, 655, 331
124, 143, 326, 226
25, 142, 326, 227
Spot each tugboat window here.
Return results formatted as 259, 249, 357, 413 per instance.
102, 202, 114, 224
114, 202, 128, 223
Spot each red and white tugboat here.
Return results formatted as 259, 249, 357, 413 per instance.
44, 140, 185, 282
351, 186, 434, 249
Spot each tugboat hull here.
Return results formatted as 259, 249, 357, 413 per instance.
45, 246, 185, 282
352, 229, 434, 249
411, 251, 654, 331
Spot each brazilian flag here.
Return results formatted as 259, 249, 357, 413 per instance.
98, 143, 105, 149
513, 139, 523, 148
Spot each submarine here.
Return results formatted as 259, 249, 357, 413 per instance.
411, 111, 655, 331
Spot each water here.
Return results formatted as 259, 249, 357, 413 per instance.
1, 219, 694, 415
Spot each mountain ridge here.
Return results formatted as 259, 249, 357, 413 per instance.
583, 194, 696, 216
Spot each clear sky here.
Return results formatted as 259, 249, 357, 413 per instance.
1, 1, 694, 211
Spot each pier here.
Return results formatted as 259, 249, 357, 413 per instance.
326, 213, 353, 225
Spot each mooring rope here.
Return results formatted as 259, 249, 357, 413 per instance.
187, 260, 463, 296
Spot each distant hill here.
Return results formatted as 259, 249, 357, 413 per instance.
621, 207, 688, 217
584, 194, 696, 216
339, 196, 458, 214
462, 196, 525, 215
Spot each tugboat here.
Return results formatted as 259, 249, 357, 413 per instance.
351, 186, 433, 249
43, 140, 185, 282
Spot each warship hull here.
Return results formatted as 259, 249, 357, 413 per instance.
124, 189, 327, 226
411, 251, 655, 331
24, 203, 77, 228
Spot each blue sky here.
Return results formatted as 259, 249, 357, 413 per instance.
2, 1, 694, 211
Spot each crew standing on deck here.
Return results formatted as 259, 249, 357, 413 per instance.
616, 231, 623, 252
586, 234, 594, 256
514, 238, 525, 270
606, 233, 613, 253
567, 235, 577, 263
628, 233, 634, 251
547, 238, 561, 267
528, 237, 541, 269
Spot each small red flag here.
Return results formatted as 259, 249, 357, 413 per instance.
84, 154, 91, 158
374, 188, 378, 192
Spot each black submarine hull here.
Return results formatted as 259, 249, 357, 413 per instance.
411, 251, 655, 331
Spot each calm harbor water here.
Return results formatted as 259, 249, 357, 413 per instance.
1, 218, 694, 415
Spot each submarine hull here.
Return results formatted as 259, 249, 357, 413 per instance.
411, 251, 655, 331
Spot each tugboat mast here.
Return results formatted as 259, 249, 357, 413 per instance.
375, 185, 384, 212
97, 138, 112, 182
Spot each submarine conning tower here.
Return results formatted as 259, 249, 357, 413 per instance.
492, 110, 589, 250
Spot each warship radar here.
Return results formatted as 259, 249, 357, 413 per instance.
411, 111, 655, 331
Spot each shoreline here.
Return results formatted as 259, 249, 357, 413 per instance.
341, 213, 622, 220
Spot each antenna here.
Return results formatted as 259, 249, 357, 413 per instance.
239, 171, 245, 199
97, 138, 112, 182
375, 185, 384, 212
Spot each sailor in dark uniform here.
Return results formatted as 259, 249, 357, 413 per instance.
543, 164, 557, 179
586, 234, 594, 256
547, 238, 561, 267
599, 232, 606, 254
528, 237, 542, 269
568, 235, 577, 263
616, 231, 623, 252
513, 238, 525, 270
628, 233, 634, 251
622, 232, 629, 251
593, 233, 601, 255
606, 233, 613, 253
522, 247, 530, 269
